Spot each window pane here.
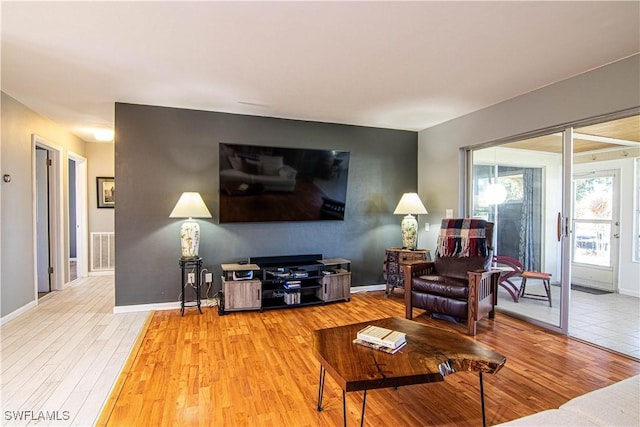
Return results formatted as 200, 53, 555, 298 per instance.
574, 176, 613, 220
498, 173, 523, 202
573, 222, 611, 267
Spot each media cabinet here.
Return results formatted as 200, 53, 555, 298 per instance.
219, 254, 351, 314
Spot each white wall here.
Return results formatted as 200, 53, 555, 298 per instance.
1, 92, 87, 320
417, 55, 640, 255
86, 142, 115, 234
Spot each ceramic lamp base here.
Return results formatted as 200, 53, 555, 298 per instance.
180, 219, 200, 257
401, 214, 418, 250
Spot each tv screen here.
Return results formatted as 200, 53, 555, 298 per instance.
219, 143, 350, 223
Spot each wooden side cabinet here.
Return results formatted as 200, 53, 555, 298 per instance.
384, 248, 431, 295
317, 258, 351, 302
220, 263, 261, 313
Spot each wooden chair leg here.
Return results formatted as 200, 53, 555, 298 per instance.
544, 279, 552, 307
405, 292, 413, 320
468, 319, 477, 336
519, 277, 527, 297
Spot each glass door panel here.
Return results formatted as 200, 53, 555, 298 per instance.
571, 171, 618, 291
470, 132, 567, 329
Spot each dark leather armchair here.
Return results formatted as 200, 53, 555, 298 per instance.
402, 219, 499, 336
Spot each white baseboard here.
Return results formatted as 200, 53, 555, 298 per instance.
113, 301, 180, 314
1, 300, 38, 326
619, 287, 640, 298
351, 284, 385, 293
89, 270, 114, 276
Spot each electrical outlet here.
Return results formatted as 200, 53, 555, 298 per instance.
445, 209, 453, 218
205, 273, 213, 283
425, 223, 430, 231
187, 273, 195, 284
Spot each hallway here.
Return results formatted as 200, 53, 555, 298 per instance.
0, 276, 148, 426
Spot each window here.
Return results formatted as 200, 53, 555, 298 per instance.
572, 174, 614, 267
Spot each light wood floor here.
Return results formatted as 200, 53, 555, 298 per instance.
100, 291, 640, 426
0, 276, 149, 427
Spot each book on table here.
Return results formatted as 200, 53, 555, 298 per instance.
353, 338, 407, 354
356, 325, 406, 349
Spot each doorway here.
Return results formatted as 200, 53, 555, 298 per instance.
32, 135, 63, 298
35, 147, 52, 296
571, 169, 619, 292
68, 153, 88, 283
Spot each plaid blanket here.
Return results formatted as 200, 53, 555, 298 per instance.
436, 218, 487, 257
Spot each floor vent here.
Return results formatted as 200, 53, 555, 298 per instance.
91, 232, 115, 271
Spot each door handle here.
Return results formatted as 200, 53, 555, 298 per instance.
557, 213, 570, 241
613, 234, 620, 238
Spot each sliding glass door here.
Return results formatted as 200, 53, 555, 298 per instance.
469, 130, 571, 331
467, 114, 639, 358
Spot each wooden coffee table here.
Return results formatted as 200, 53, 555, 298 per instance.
312, 317, 506, 427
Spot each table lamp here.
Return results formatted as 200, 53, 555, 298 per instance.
393, 192, 428, 250
169, 192, 212, 258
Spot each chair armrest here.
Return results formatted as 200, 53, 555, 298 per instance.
468, 269, 501, 304
468, 269, 501, 289
468, 268, 497, 277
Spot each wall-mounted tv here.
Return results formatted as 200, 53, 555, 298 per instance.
219, 143, 350, 223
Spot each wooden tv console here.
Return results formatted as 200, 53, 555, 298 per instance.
219, 254, 350, 314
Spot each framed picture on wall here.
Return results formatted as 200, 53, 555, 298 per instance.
97, 176, 115, 208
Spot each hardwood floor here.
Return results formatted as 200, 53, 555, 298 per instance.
100, 291, 640, 427
0, 276, 149, 427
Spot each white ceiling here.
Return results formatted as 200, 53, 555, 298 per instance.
2, 1, 639, 142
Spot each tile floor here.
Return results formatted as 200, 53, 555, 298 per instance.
0, 276, 149, 426
496, 280, 640, 360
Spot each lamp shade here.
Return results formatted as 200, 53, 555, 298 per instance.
169, 192, 212, 218
393, 193, 428, 215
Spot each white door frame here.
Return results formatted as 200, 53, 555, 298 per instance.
32, 135, 64, 295
67, 152, 89, 280
558, 128, 574, 334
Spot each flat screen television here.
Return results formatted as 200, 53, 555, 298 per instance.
219, 143, 350, 223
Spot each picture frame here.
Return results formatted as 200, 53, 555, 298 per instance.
96, 176, 115, 208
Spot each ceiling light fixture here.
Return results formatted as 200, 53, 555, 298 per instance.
480, 147, 507, 205
93, 129, 114, 142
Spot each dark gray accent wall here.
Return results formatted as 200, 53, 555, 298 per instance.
114, 103, 418, 306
